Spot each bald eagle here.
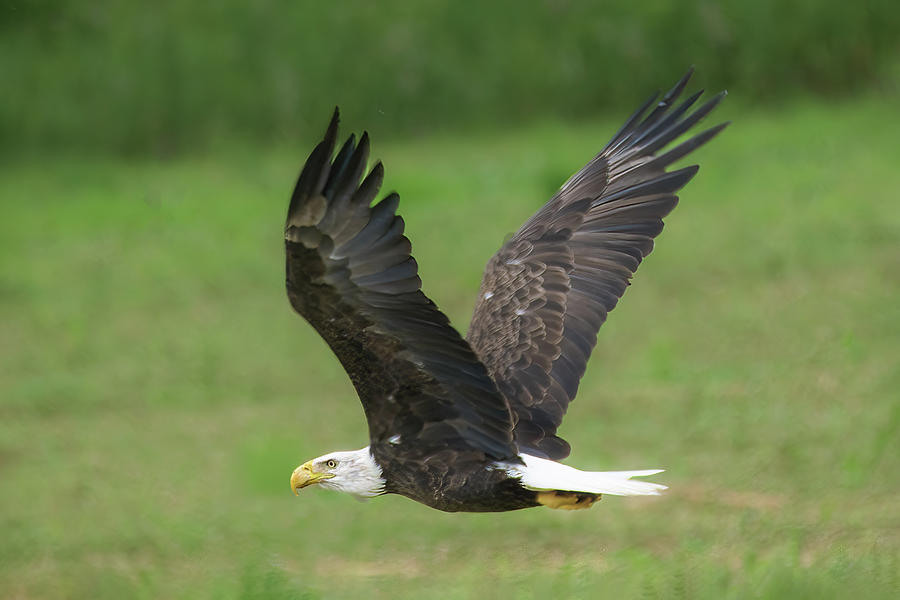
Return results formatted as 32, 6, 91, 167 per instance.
286, 70, 726, 512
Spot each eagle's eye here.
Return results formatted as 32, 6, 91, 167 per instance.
326, 459, 337, 469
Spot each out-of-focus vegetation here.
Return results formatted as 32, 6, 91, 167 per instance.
3, 0, 899, 155
1, 95, 898, 598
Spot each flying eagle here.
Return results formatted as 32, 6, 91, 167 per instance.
286, 70, 726, 512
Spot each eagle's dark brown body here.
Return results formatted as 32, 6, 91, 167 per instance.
371, 443, 540, 512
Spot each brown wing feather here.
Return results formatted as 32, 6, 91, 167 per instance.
467, 69, 728, 459
286, 109, 516, 460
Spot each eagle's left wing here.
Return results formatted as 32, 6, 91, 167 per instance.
285, 109, 517, 460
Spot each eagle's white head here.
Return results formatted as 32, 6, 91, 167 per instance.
290, 447, 385, 498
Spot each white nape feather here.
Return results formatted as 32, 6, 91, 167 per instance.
313, 447, 385, 498
502, 454, 667, 496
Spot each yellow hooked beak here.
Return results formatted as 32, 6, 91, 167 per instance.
290, 461, 335, 495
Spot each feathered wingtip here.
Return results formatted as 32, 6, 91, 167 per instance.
606, 67, 695, 149
558, 68, 728, 204
608, 67, 729, 154
286, 107, 341, 230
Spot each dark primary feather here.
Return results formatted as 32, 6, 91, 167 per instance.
467, 69, 728, 459
285, 109, 516, 460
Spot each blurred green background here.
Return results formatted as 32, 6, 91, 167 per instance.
4, 0, 900, 156
2, 1, 899, 599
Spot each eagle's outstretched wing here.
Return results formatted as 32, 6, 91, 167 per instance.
286, 109, 516, 460
467, 69, 728, 459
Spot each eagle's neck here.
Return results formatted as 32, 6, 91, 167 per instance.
320, 447, 386, 498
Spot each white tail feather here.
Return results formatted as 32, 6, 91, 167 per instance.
504, 454, 667, 496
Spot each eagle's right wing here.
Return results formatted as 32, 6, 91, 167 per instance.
286, 109, 516, 460
467, 69, 727, 460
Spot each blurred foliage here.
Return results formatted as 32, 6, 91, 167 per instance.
2, 0, 899, 155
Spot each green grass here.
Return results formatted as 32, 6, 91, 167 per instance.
1, 95, 898, 599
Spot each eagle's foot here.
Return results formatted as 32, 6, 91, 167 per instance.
536, 491, 601, 510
